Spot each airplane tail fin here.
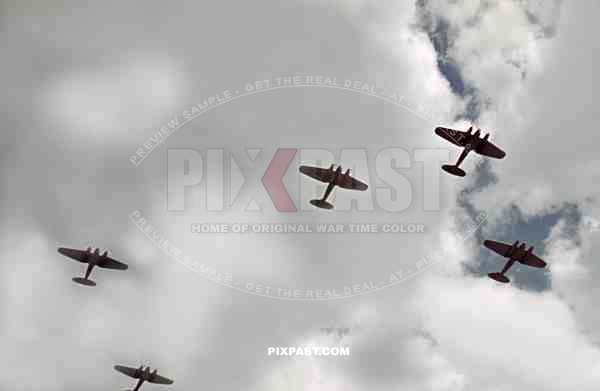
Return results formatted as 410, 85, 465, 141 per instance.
72, 277, 96, 286
441, 165, 466, 177
488, 273, 510, 283
310, 199, 334, 210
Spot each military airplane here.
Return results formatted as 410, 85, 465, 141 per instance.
57, 246, 128, 286
115, 365, 173, 390
321, 327, 351, 341
483, 240, 547, 283
435, 126, 506, 177
299, 164, 368, 209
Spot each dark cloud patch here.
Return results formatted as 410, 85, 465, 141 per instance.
465, 203, 580, 292
416, 0, 481, 121
416, 0, 575, 294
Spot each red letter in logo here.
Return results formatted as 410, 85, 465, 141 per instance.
262, 149, 297, 212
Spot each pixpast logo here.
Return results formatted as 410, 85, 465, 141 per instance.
166, 147, 449, 212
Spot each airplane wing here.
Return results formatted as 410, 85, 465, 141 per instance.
299, 165, 335, 183
475, 140, 506, 159
57, 247, 88, 263
435, 127, 469, 147
149, 373, 174, 385
114, 365, 141, 379
483, 240, 512, 257
336, 175, 368, 191
98, 257, 129, 270
519, 253, 547, 268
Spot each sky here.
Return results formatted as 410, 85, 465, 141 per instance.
1, 1, 600, 390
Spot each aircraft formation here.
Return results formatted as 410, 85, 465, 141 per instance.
298, 125, 506, 207
55, 247, 172, 389
299, 125, 548, 283
53, 124, 544, 387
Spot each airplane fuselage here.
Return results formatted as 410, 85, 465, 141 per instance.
453, 129, 488, 168
320, 167, 344, 201
134, 377, 145, 391
86, 254, 99, 265
132, 367, 161, 390
132, 367, 152, 391
499, 243, 528, 275
509, 244, 527, 261
84, 249, 109, 265
465, 130, 482, 150
81, 249, 106, 280
331, 167, 344, 185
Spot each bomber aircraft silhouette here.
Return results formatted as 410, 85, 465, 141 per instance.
435, 126, 506, 176
322, 326, 352, 341
299, 164, 368, 209
115, 365, 173, 390
483, 240, 547, 283
57, 246, 128, 286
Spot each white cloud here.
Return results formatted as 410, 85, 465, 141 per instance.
411, 1, 600, 389
415, 274, 600, 391
39, 56, 186, 144
4, 1, 599, 390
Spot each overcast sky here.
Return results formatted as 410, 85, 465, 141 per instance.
1, 1, 600, 390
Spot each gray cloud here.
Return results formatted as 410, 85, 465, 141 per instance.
3, 1, 598, 391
